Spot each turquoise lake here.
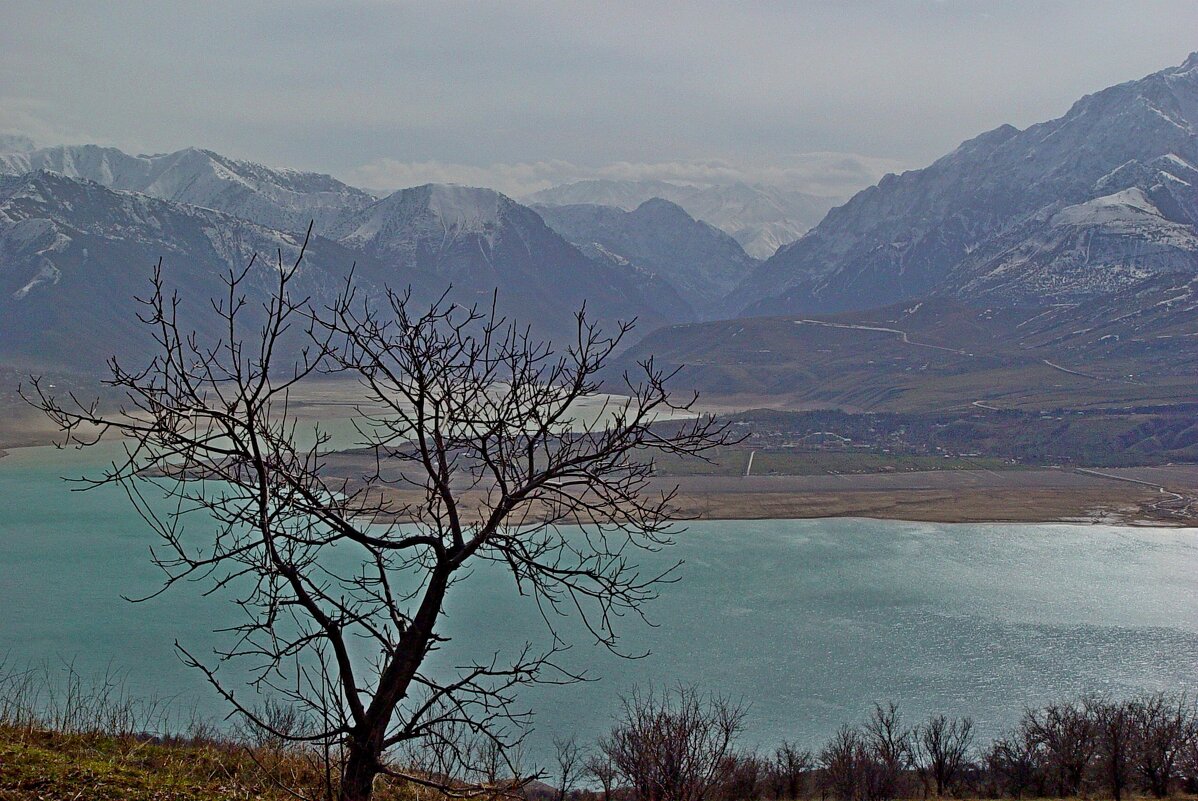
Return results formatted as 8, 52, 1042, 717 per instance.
2, 442, 1196, 762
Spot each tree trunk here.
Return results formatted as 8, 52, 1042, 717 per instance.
340, 745, 379, 801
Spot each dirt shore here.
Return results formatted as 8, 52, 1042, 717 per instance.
6, 391, 1194, 525
659, 466, 1197, 524
663, 483, 1163, 525
318, 465, 1195, 527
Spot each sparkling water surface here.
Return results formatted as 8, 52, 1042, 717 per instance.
2, 442, 1196, 761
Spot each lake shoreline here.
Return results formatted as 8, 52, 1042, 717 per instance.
662, 485, 1186, 527
331, 470, 1196, 528
3, 433, 1195, 527
651, 468, 1198, 527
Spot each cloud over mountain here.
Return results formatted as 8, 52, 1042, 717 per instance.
344, 153, 902, 200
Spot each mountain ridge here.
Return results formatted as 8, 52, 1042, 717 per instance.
0, 144, 377, 235
730, 52, 1198, 316
527, 178, 839, 258
533, 197, 758, 316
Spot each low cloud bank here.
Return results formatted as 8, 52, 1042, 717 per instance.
343, 152, 906, 199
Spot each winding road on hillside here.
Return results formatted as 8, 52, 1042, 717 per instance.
793, 319, 973, 355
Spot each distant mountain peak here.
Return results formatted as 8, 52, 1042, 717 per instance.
0, 143, 376, 234
534, 195, 757, 316
423, 183, 507, 231
528, 178, 841, 258
1170, 50, 1198, 74
632, 196, 691, 217
730, 52, 1198, 317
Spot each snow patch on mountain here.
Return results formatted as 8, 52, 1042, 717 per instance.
426, 184, 504, 236
1052, 188, 1165, 227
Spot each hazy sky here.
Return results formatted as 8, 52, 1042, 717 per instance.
3, 1, 1197, 196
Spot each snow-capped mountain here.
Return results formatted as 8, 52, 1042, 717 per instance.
0, 145, 376, 235
0, 171, 393, 370
328, 183, 690, 333
533, 198, 758, 316
527, 179, 838, 258
731, 52, 1198, 316
0, 172, 692, 370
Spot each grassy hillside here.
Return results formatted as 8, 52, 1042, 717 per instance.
614, 297, 1198, 414
0, 725, 418, 801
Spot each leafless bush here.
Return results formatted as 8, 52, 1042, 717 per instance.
769, 741, 813, 800
1093, 699, 1137, 801
1019, 700, 1098, 797
819, 724, 866, 801
913, 714, 973, 797
1132, 693, 1194, 798
600, 684, 747, 801
983, 735, 1042, 800
721, 751, 768, 801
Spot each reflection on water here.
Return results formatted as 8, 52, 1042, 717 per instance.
2, 443, 1196, 761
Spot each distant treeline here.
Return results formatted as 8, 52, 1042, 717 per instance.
728, 406, 1198, 467
541, 691, 1198, 801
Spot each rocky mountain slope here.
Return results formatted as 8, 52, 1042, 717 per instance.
527, 179, 838, 258
533, 198, 757, 316
328, 183, 688, 332
731, 53, 1198, 316
0, 144, 377, 234
0, 172, 686, 371
0, 170, 396, 370
608, 290, 1198, 412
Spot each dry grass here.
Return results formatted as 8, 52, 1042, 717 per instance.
0, 724, 424, 801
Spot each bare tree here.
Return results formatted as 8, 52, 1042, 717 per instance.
983, 735, 1042, 800
1019, 700, 1097, 797
553, 735, 583, 801
24, 235, 731, 801
819, 724, 865, 801
862, 702, 913, 801
913, 714, 973, 797
1093, 699, 1136, 801
583, 749, 619, 801
1132, 693, 1194, 798
600, 684, 747, 801
769, 741, 813, 800
579, 751, 618, 799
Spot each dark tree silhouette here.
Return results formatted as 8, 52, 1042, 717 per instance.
914, 713, 974, 797
25, 231, 732, 801
583, 748, 619, 801
599, 684, 746, 801
1094, 700, 1136, 801
551, 734, 582, 801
